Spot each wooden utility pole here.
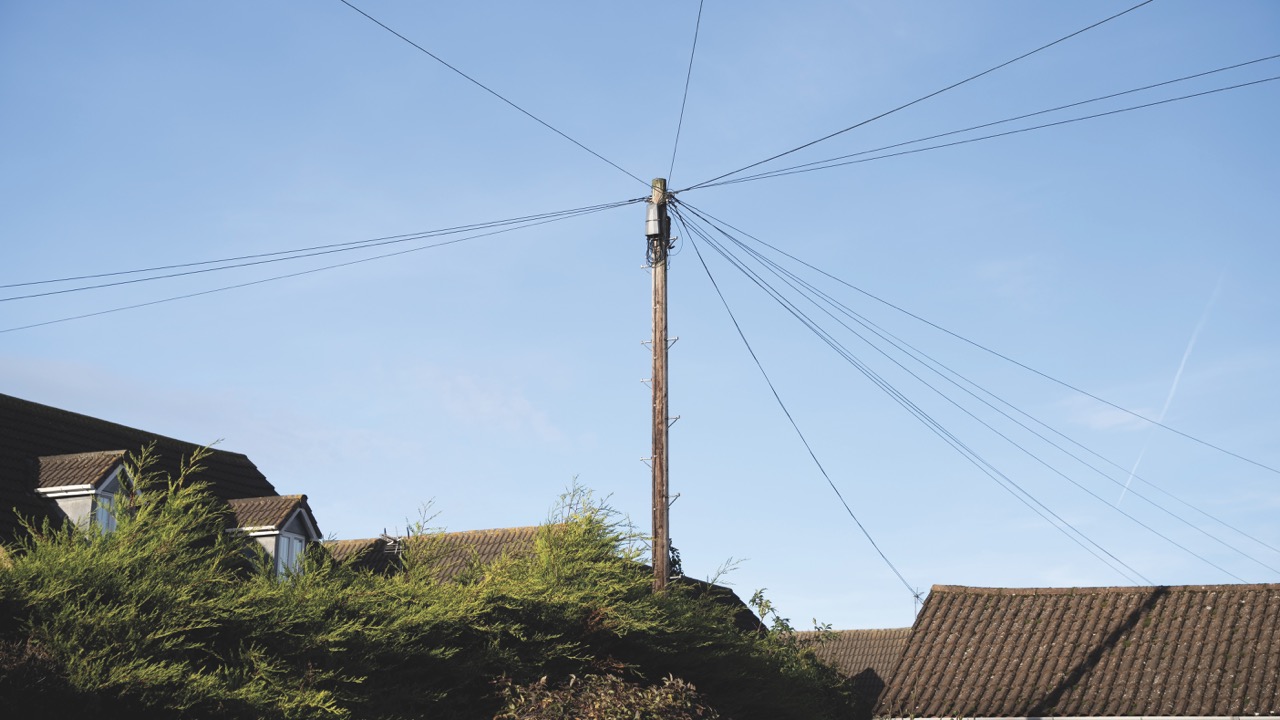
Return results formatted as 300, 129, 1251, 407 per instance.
646, 177, 671, 592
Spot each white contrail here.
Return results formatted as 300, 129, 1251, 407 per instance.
1118, 274, 1224, 505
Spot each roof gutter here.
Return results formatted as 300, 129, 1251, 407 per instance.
225, 527, 280, 537
35, 484, 96, 498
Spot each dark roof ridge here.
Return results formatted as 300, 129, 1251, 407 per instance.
437, 525, 541, 536
325, 537, 382, 546
38, 449, 127, 460
929, 582, 1280, 595
797, 627, 912, 639
227, 493, 307, 503
1, 393, 255, 463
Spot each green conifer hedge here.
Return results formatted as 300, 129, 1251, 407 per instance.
0, 449, 857, 719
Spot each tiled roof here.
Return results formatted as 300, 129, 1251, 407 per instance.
327, 537, 384, 563
324, 527, 542, 580
326, 528, 541, 580
35, 450, 125, 489
799, 627, 910, 711
324, 537, 400, 575
226, 495, 318, 536
672, 575, 767, 634
340, 526, 764, 631
0, 393, 277, 539
878, 583, 1280, 718
407, 526, 541, 581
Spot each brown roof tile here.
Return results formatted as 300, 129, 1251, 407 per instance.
326, 537, 383, 563
878, 583, 1280, 718
35, 450, 125, 489
409, 526, 541, 581
329, 527, 542, 580
800, 627, 910, 677
226, 495, 317, 535
799, 627, 910, 713
324, 537, 400, 574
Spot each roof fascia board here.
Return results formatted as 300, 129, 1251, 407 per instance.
282, 507, 319, 541
99, 466, 123, 493
225, 527, 280, 537
35, 484, 96, 498
222, 506, 316, 540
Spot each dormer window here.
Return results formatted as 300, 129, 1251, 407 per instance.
276, 533, 306, 574
34, 450, 127, 532
226, 494, 321, 576
94, 488, 117, 532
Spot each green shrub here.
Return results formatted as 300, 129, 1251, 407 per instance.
0, 455, 856, 719
495, 673, 720, 720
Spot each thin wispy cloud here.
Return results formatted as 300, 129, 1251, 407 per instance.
975, 256, 1043, 302
1064, 399, 1153, 432
417, 368, 565, 445
1118, 272, 1225, 504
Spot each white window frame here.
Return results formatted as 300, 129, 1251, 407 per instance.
94, 490, 117, 533
275, 532, 307, 576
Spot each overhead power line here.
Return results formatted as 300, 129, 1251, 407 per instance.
691, 199, 1280, 576
0, 200, 644, 291
681, 205, 1280, 479
672, 206, 922, 600
667, 0, 706, 184
680, 201, 1261, 582
336, 0, 646, 187
1, 198, 641, 335
692, 74, 1280, 190
676, 203, 1151, 585
0, 199, 644, 302
683, 0, 1157, 191
694, 54, 1280, 189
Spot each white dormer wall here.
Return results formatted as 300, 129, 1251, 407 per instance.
37, 466, 123, 531
241, 507, 319, 576
53, 494, 94, 527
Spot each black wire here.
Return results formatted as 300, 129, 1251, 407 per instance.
680, 205, 1280, 479
667, 0, 706, 184
694, 75, 1280, 190
683, 202, 1256, 582
675, 209, 922, 598
697, 54, 1280, 189
684, 207, 1149, 584
1, 200, 639, 335
1, 199, 643, 303
683, 0, 1157, 191
336, 0, 646, 187
709, 215, 1279, 575
0, 199, 646, 291
687, 206, 1280, 567
677, 204, 1150, 585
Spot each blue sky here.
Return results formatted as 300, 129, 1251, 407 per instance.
2, 1, 1278, 629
